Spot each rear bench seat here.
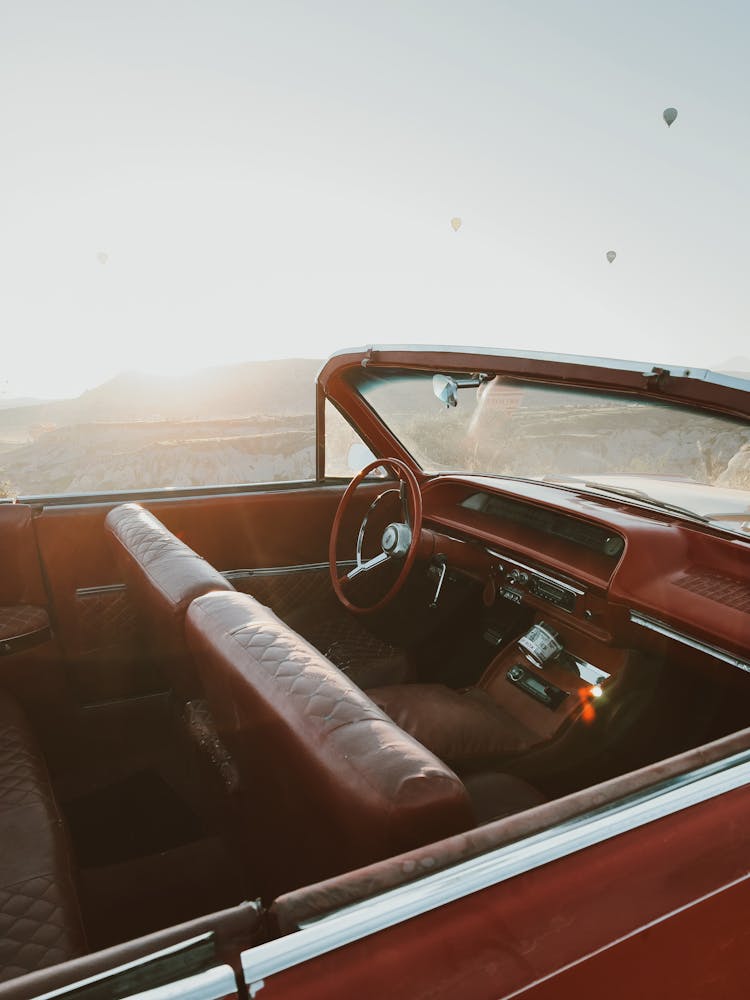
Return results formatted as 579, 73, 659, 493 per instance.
0, 690, 85, 983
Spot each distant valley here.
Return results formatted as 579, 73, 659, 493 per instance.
0, 359, 321, 497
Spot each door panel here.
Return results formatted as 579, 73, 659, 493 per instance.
0, 503, 67, 715
33, 483, 372, 702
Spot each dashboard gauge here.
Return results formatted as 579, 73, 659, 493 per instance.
518, 623, 564, 664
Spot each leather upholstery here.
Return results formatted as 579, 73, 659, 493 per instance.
367, 684, 538, 766
0, 607, 49, 643
104, 503, 234, 697
74, 588, 139, 655
462, 772, 547, 825
236, 569, 416, 688
0, 691, 85, 983
185, 591, 475, 900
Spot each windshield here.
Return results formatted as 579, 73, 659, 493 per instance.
348, 367, 750, 533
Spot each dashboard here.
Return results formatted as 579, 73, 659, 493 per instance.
419, 474, 750, 683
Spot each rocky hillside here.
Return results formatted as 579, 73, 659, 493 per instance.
0, 358, 321, 497
1, 416, 314, 496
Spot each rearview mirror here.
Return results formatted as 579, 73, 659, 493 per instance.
433, 372, 494, 408
432, 374, 459, 408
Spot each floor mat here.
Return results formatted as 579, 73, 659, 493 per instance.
64, 770, 206, 867
78, 836, 243, 950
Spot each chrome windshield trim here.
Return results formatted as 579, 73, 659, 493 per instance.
484, 548, 586, 596
629, 611, 750, 674
321, 345, 750, 392
222, 561, 355, 580
241, 751, 750, 988
76, 583, 128, 597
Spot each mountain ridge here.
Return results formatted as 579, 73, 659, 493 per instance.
0, 358, 322, 432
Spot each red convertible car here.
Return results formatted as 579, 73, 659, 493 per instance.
1, 346, 748, 999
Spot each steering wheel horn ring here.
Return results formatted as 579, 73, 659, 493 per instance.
329, 458, 423, 615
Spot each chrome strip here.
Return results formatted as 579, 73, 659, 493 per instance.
33, 935, 220, 1000
122, 966, 237, 1000
485, 548, 586, 596
322, 344, 750, 391
76, 583, 127, 597
629, 611, 750, 674
569, 654, 610, 685
241, 752, 750, 987
222, 560, 355, 580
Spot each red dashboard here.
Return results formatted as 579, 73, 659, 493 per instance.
419, 474, 750, 688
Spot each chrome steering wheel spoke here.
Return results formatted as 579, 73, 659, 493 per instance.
355, 487, 400, 571
341, 550, 391, 584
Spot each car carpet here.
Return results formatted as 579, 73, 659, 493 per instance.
63, 770, 206, 868
76, 836, 242, 951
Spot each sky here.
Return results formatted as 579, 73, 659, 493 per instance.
2, 1, 749, 399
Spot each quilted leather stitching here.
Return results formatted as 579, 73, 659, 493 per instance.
234, 572, 404, 680
0, 693, 85, 983
75, 589, 140, 653
0, 606, 49, 642
0, 724, 52, 808
0, 874, 83, 982
229, 620, 388, 734
108, 505, 182, 568
106, 504, 232, 610
233, 570, 334, 620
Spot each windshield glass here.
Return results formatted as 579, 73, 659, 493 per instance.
348, 367, 750, 532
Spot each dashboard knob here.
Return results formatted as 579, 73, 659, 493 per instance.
508, 666, 524, 682
508, 568, 528, 586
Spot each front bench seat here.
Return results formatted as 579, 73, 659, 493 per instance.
185, 591, 475, 901
0, 690, 85, 983
104, 503, 234, 699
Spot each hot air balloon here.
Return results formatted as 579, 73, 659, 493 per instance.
663, 107, 678, 127
450, 217, 462, 232
606, 250, 616, 264
97, 252, 108, 265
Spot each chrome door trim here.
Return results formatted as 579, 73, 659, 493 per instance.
222, 560, 355, 581
76, 583, 128, 597
629, 610, 750, 674
33, 935, 228, 1000
241, 751, 750, 989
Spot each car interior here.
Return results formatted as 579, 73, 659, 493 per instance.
1, 364, 749, 995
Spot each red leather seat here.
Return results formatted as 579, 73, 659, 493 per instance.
0, 690, 85, 983
185, 591, 475, 900
105, 503, 234, 698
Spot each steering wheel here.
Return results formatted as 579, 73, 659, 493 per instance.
329, 458, 423, 615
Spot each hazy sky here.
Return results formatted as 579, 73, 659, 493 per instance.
2, 1, 749, 398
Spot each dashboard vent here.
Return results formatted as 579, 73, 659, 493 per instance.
678, 570, 750, 614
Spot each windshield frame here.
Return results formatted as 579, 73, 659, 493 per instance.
318, 346, 750, 538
